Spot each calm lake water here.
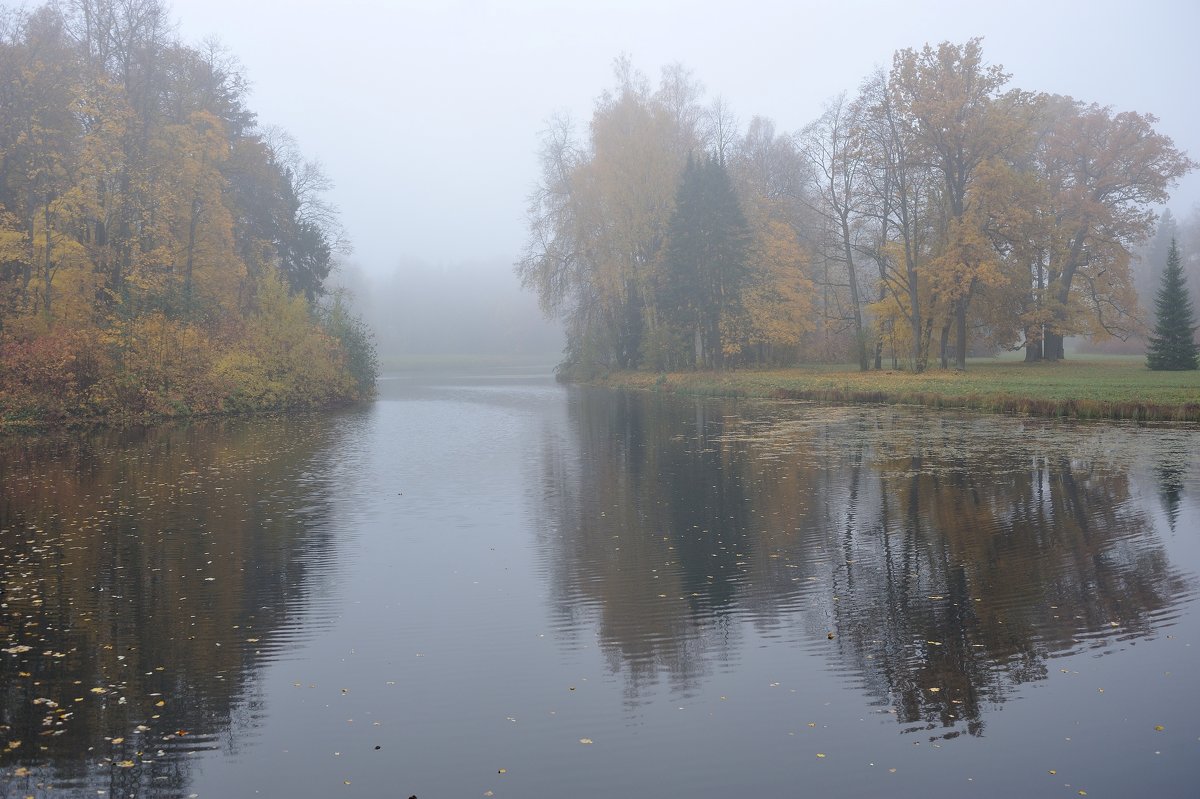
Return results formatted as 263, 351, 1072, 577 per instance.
1, 369, 1198, 798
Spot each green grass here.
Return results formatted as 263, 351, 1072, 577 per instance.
595, 358, 1200, 422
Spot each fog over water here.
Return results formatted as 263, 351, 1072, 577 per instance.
165, 0, 1200, 358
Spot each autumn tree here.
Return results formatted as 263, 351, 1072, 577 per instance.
1030, 99, 1195, 361
730, 116, 814, 364
518, 59, 700, 373
0, 0, 375, 423
890, 39, 1033, 370
855, 68, 939, 371
1146, 239, 1199, 370
799, 93, 870, 369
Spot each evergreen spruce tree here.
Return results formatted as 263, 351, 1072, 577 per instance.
660, 155, 750, 370
1146, 239, 1199, 370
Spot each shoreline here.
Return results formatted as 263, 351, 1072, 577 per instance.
0, 397, 369, 436
590, 360, 1200, 423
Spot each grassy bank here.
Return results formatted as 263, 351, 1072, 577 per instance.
595, 357, 1200, 422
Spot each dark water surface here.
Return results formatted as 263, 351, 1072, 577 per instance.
2, 370, 1198, 798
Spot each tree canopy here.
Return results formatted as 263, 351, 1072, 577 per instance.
520, 43, 1194, 374
0, 0, 374, 424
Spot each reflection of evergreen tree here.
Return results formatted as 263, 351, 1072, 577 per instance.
1155, 453, 1186, 531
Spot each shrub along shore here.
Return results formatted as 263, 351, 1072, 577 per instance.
592, 358, 1200, 422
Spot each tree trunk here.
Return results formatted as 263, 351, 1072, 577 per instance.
909, 269, 923, 372
1024, 332, 1043, 362
955, 297, 968, 371
840, 212, 868, 371
939, 321, 951, 369
42, 203, 53, 322
183, 195, 200, 302
1045, 330, 1064, 361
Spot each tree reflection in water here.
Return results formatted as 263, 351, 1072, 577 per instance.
0, 417, 346, 798
535, 389, 1196, 737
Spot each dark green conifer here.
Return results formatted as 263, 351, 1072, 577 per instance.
660, 155, 750, 370
1146, 239, 1199, 370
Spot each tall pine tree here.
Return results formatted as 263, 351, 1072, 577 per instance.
1146, 239, 1199, 370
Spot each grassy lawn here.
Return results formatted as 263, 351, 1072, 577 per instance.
596, 357, 1200, 421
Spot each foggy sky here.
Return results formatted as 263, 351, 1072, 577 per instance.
169, 0, 1200, 277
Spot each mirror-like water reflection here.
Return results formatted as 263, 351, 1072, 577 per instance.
1, 372, 1197, 798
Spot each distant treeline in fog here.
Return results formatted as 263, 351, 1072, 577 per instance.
334, 261, 562, 364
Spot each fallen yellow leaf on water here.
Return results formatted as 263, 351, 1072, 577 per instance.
928, 687, 941, 693
1154, 725, 1164, 731
116, 760, 135, 768
155, 701, 165, 707
498, 768, 507, 774
1049, 770, 1057, 775
13, 767, 30, 777
579, 738, 593, 744
816, 753, 826, 758
111, 738, 124, 745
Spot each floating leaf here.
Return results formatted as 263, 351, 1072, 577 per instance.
579, 738, 593, 744
1154, 725, 1164, 731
